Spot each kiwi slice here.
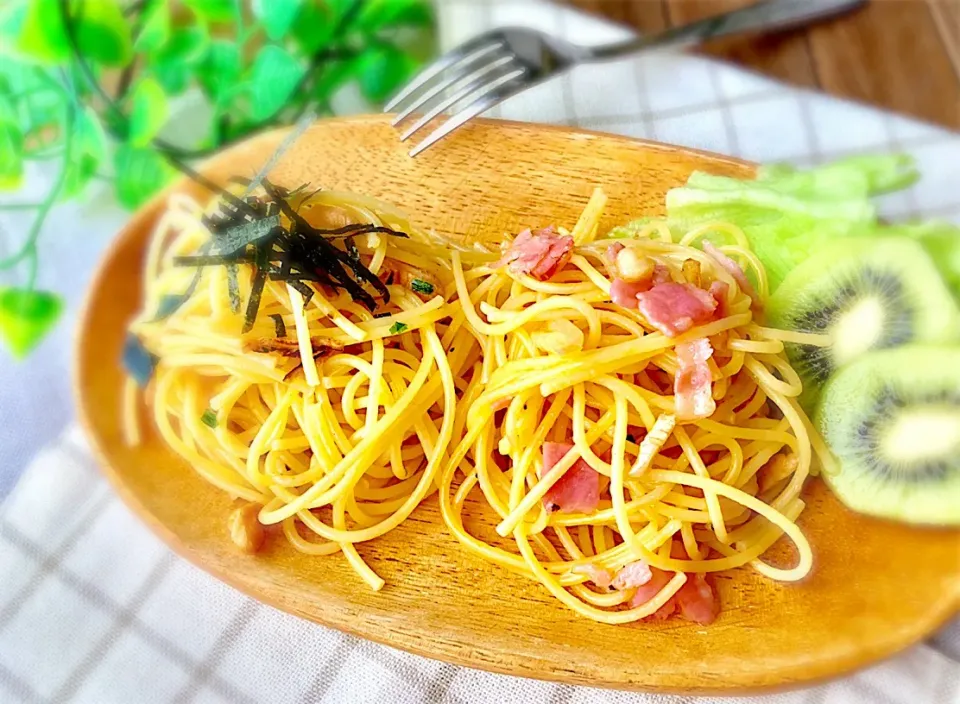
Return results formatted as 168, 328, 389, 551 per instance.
767, 237, 960, 408
816, 347, 960, 525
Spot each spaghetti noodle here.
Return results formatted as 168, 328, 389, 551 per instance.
125, 183, 829, 623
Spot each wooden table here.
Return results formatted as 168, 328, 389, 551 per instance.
566, 0, 960, 130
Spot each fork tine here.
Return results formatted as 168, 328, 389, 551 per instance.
383, 35, 506, 112
407, 73, 527, 157
391, 55, 515, 127
400, 65, 525, 142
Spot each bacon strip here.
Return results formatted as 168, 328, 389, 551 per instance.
674, 338, 716, 420
572, 564, 614, 589
495, 226, 573, 281
540, 442, 601, 514
628, 566, 719, 624
702, 241, 761, 310
635, 282, 718, 337
612, 561, 652, 590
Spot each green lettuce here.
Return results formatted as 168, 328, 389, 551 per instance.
657, 155, 924, 292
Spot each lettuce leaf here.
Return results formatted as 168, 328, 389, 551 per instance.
661, 155, 921, 292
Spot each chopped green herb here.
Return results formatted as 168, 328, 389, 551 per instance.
410, 278, 434, 295
201, 408, 218, 428
389, 321, 408, 334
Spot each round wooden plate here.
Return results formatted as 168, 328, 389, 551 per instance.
75, 114, 960, 695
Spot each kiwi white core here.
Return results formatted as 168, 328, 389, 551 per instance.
880, 407, 960, 464
832, 298, 885, 365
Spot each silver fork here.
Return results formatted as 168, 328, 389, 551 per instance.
386, 0, 865, 157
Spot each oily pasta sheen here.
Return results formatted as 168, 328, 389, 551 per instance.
126, 183, 830, 622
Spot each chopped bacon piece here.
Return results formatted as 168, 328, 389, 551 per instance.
628, 566, 719, 624
495, 226, 573, 281
635, 282, 718, 337
572, 564, 613, 589
703, 241, 761, 310
609, 264, 673, 309
539, 442, 601, 514
652, 264, 672, 285
612, 561, 652, 590
675, 573, 719, 625
628, 566, 674, 609
708, 280, 729, 318
605, 242, 625, 263
610, 277, 650, 309
674, 338, 716, 420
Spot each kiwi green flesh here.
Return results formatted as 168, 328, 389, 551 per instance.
768, 238, 960, 409
816, 347, 960, 526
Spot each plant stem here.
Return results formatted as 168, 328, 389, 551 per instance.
0, 204, 43, 211
0, 90, 76, 273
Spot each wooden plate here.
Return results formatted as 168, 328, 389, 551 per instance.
75, 114, 960, 695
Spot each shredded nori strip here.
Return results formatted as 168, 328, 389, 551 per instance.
262, 179, 380, 310
270, 314, 287, 338
154, 295, 186, 320
122, 334, 157, 387
172, 252, 256, 267
227, 264, 241, 313
160, 146, 409, 331
242, 243, 271, 333
213, 215, 281, 255
166, 155, 259, 219
288, 279, 314, 305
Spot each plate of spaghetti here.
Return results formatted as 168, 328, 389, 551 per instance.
76, 115, 960, 694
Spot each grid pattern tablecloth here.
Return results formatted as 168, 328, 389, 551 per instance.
1, 1, 959, 702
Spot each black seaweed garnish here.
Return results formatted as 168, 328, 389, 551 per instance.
270, 314, 286, 338
157, 134, 409, 336
122, 334, 157, 388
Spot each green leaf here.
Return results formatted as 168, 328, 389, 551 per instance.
149, 26, 210, 95
0, 119, 23, 190
62, 105, 106, 197
253, 0, 301, 41
248, 45, 304, 122
128, 76, 168, 147
134, 1, 170, 54
114, 145, 175, 208
15, 0, 69, 64
20, 86, 63, 150
0, 1, 29, 56
197, 39, 241, 103
291, 1, 333, 54
182, 0, 238, 23
311, 56, 359, 104
355, 44, 416, 103
75, 0, 132, 66
0, 288, 64, 359
356, 0, 433, 32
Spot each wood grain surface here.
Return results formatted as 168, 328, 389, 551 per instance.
566, 0, 960, 130
75, 115, 960, 695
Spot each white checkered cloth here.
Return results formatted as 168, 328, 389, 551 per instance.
1, 1, 959, 702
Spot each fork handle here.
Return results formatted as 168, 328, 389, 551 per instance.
587, 0, 865, 61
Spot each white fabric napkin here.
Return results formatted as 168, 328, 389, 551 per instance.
1, 1, 959, 702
